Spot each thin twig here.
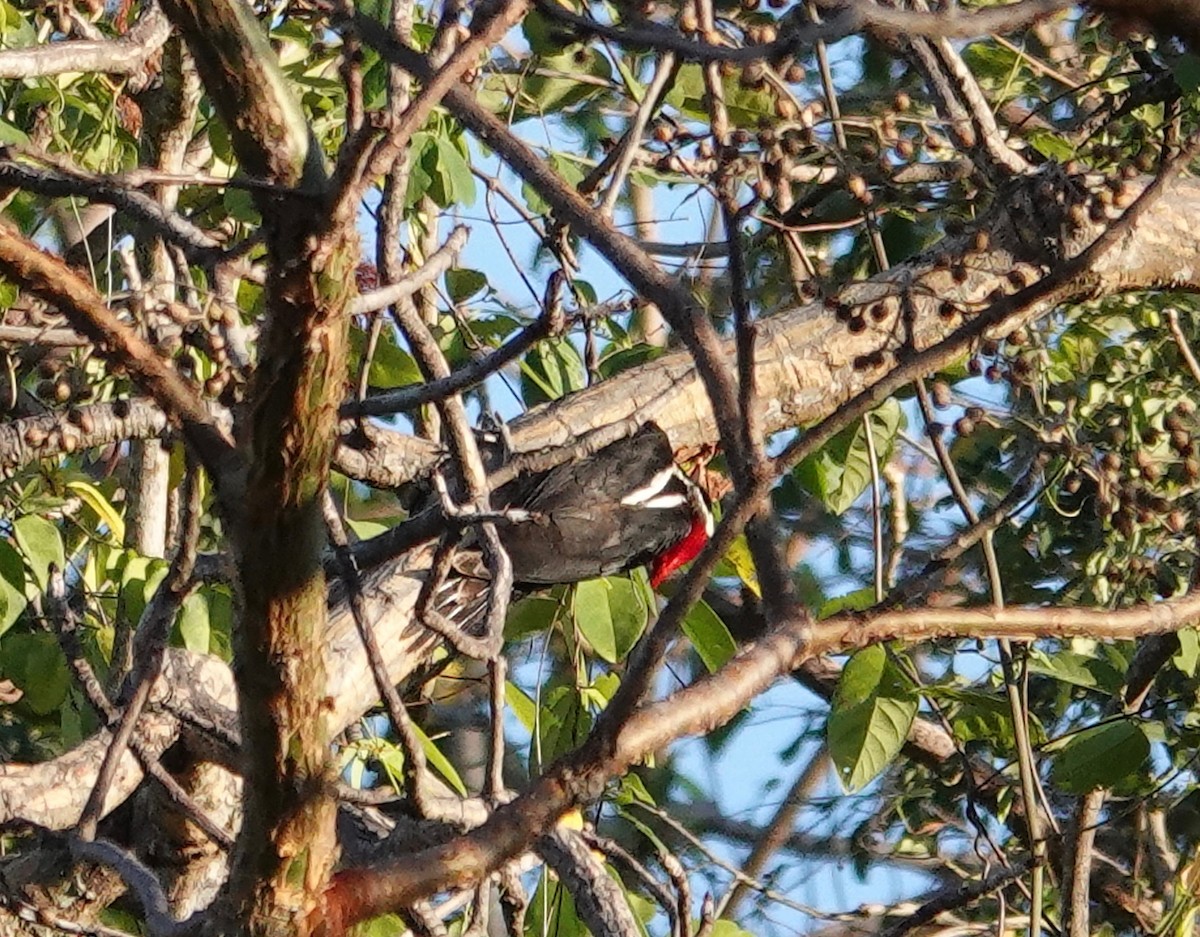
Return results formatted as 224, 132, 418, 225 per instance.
70, 837, 196, 937
598, 52, 677, 218
1167, 307, 1200, 385
344, 275, 566, 417
324, 491, 434, 816
45, 566, 235, 848
76, 464, 204, 842
350, 226, 470, 316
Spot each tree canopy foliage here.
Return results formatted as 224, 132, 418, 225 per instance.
3, 1, 1200, 936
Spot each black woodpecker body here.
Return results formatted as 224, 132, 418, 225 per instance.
437, 423, 713, 629
491, 422, 713, 587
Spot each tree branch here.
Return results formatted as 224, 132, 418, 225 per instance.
0, 2, 170, 79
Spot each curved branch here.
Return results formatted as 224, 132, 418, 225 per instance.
0, 2, 170, 79
0, 228, 240, 486
0, 398, 437, 490
526, 0, 1069, 65
326, 584, 1200, 927
159, 0, 321, 191
0, 155, 225, 262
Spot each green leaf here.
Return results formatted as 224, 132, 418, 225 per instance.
818, 587, 876, 619
1051, 721, 1149, 793
521, 338, 585, 405
573, 577, 648, 663
682, 600, 736, 672
118, 554, 169, 631
433, 136, 476, 207
2, 632, 69, 715
350, 328, 422, 390
344, 517, 389, 540
827, 645, 917, 792
1027, 129, 1075, 162
0, 541, 27, 635
1028, 646, 1123, 695
1175, 629, 1200, 678
714, 534, 760, 597
414, 722, 468, 796
66, 480, 124, 544
597, 344, 666, 379
175, 593, 210, 654
13, 515, 65, 591
793, 399, 904, 515
0, 117, 28, 146
536, 684, 591, 764
1175, 53, 1200, 94
527, 870, 587, 937
444, 268, 488, 303
505, 594, 560, 641
523, 154, 586, 215
707, 922, 758, 937
505, 681, 537, 732
927, 686, 1018, 748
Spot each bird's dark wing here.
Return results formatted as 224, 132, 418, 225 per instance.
499, 502, 694, 585
498, 423, 677, 515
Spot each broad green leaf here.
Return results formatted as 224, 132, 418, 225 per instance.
0, 117, 28, 146
598, 344, 666, 379
118, 554, 169, 630
13, 515, 65, 591
414, 722, 468, 796
682, 600, 736, 672
715, 534, 760, 597
444, 268, 488, 303
527, 869, 586, 937
793, 399, 904, 515
615, 772, 657, 808
350, 328, 421, 390
433, 136, 475, 207
574, 577, 648, 663
351, 915, 407, 937
707, 922, 758, 937
923, 686, 1020, 747
1051, 721, 1149, 793
536, 684, 591, 764
521, 338, 585, 405
66, 480, 124, 544
373, 727, 467, 797
827, 645, 917, 792
344, 517, 389, 540
505, 681, 537, 732
505, 594, 561, 641
516, 49, 611, 117
1028, 647, 1123, 695
818, 587, 876, 619
1174, 53, 1200, 94
1175, 629, 1200, 678
1028, 129, 1075, 162
0, 541, 27, 635
2, 632, 69, 715
523, 154, 586, 215
175, 593, 210, 654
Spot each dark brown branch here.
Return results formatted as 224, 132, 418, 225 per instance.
76, 467, 205, 843
0, 228, 240, 488
0, 155, 225, 261
345, 271, 567, 417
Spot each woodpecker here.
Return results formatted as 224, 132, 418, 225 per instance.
431, 423, 714, 630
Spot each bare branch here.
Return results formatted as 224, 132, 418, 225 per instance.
0, 2, 170, 79
0, 154, 226, 261
0, 228, 240, 487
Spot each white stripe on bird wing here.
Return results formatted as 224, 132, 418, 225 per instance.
640, 493, 687, 509
620, 466, 677, 506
